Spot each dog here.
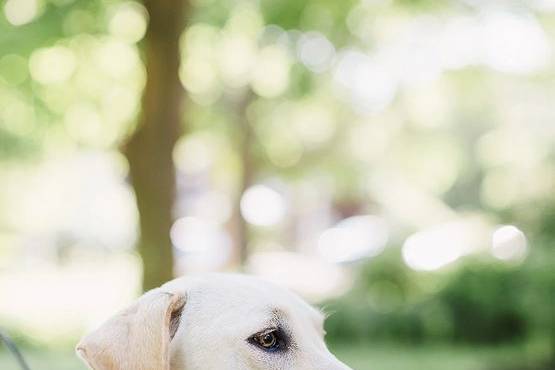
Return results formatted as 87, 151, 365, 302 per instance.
76, 273, 352, 370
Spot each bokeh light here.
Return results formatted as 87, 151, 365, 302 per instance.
334, 49, 397, 114
318, 215, 388, 263
29, 46, 76, 85
247, 251, 350, 301
402, 219, 491, 271
240, 184, 286, 227
4, 0, 39, 26
481, 11, 550, 74
171, 217, 232, 272
1, 0, 554, 367
491, 225, 528, 262
108, 2, 148, 43
297, 31, 336, 73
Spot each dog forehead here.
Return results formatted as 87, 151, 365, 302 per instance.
164, 274, 290, 307
162, 274, 321, 322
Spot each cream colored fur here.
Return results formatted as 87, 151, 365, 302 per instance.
77, 273, 351, 370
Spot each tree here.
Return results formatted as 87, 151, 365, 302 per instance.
124, 0, 188, 291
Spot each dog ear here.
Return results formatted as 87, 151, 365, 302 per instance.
76, 289, 186, 370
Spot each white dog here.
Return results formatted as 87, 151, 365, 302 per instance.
77, 273, 352, 370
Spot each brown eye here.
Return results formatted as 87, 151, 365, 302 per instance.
248, 328, 287, 352
255, 332, 277, 348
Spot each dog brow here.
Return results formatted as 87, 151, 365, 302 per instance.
271, 308, 283, 316
270, 308, 287, 323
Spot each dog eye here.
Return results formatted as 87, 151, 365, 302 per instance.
248, 329, 285, 352
257, 332, 277, 348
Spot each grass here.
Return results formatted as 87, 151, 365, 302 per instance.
0, 343, 548, 370
0, 348, 84, 370
331, 343, 544, 370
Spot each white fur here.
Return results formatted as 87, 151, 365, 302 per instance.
77, 273, 352, 370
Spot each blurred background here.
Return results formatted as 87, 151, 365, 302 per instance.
1, 0, 555, 369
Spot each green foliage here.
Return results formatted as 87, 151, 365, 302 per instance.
325, 248, 555, 356
0, 0, 106, 55
1, 0, 555, 367
436, 263, 528, 343
393, 0, 444, 10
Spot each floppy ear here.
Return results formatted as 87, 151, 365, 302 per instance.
76, 289, 186, 370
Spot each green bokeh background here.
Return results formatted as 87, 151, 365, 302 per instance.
1, 0, 555, 369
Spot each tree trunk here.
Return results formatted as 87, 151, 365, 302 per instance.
229, 91, 255, 267
124, 0, 187, 291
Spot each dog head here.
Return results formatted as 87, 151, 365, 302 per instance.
77, 273, 351, 370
